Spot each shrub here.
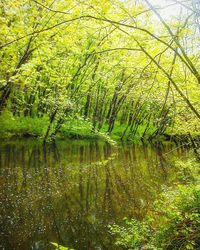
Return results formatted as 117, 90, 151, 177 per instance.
110, 184, 200, 250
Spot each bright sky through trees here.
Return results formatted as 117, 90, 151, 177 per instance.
150, 0, 182, 18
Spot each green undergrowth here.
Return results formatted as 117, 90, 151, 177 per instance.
0, 111, 199, 145
51, 242, 73, 250
0, 111, 48, 138
103, 122, 156, 142
0, 111, 113, 142
0, 111, 150, 142
109, 159, 200, 250
59, 118, 97, 139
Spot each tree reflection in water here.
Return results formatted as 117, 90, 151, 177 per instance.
0, 139, 190, 250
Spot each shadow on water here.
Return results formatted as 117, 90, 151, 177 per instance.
0, 139, 190, 250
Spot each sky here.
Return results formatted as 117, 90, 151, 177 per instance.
148, 0, 183, 19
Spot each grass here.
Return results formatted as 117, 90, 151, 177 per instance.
0, 111, 48, 138
1, 111, 196, 144
59, 118, 96, 139
101, 122, 157, 142
0, 111, 112, 142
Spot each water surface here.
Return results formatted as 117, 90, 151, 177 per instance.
0, 139, 190, 250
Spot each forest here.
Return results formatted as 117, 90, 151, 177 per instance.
0, 0, 200, 142
0, 0, 200, 250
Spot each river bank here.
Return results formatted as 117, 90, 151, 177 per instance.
1, 112, 200, 147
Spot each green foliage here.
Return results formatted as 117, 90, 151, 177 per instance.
60, 118, 94, 139
174, 158, 200, 184
0, 110, 48, 138
51, 242, 73, 250
0, 0, 200, 141
110, 159, 200, 250
110, 184, 200, 250
109, 219, 153, 249
0, 111, 117, 142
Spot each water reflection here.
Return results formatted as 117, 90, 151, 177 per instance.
0, 139, 190, 250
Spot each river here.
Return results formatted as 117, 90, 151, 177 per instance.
0, 139, 191, 250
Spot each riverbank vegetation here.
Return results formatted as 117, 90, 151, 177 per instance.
0, 0, 200, 143
110, 184, 200, 250
110, 158, 200, 250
